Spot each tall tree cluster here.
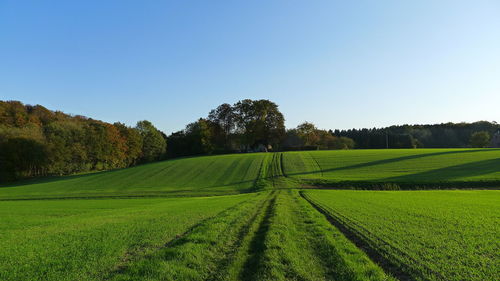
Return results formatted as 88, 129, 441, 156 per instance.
167, 99, 286, 157
0, 101, 166, 182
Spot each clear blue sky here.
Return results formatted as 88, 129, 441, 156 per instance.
1, 0, 499, 134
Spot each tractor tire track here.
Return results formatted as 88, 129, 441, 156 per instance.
300, 191, 446, 281
208, 191, 276, 281
104, 192, 266, 280
238, 194, 276, 281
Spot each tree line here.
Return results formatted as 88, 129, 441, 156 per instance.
0, 101, 166, 182
2, 99, 498, 182
167, 100, 357, 157
332, 121, 499, 149
0, 99, 290, 181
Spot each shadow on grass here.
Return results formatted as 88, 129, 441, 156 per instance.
4, 149, 499, 192
286, 149, 499, 178
300, 157, 500, 189
300, 191, 442, 281
384, 158, 500, 182
0, 155, 234, 188
0, 165, 256, 192
240, 196, 276, 281
0, 160, 168, 188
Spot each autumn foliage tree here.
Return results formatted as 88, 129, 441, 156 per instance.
283, 122, 355, 150
0, 101, 167, 182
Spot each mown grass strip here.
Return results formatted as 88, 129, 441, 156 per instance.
254, 190, 394, 281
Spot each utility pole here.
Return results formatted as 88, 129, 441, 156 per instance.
386, 131, 389, 149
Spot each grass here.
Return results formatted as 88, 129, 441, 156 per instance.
0, 193, 255, 281
252, 190, 393, 281
107, 190, 392, 281
283, 148, 500, 188
303, 189, 500, 281
3, 149, 500, 200
0, 153, 269, 199
107, 191, 273, 281
1, 149, 499, 280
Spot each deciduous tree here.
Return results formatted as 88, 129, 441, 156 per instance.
470, 131, 490, 148
136, 120, 167, 162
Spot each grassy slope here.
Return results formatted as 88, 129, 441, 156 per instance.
283, 148, 500, 186
303, 190, 500, 281
0, 153, 268, 199
3, 148, 500, 199
0, 193, 255, 281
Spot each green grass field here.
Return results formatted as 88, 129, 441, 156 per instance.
302, 190, 500, 281
0, 193, 256, 281
0, 190, 393, 281
283, 149, 500, 187
0, 153, 269, 199
1, 149, 499, 280
2, 148, 500, 200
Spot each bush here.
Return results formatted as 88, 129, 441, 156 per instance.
376, 183, 400, 190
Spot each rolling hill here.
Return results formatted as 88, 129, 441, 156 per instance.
0, 153, 269, 199
283, 148, 500, 188
2, 148, 500, 200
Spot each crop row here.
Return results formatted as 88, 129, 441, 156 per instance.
302, 190, 500, 281
0, 194, 255, 281
108, 190, 393, 281
283, 149, 500, 187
